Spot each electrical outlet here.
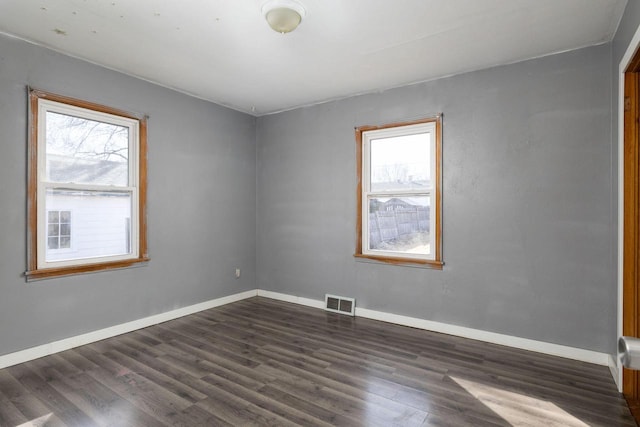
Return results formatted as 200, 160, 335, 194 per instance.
235, 268, 241, 278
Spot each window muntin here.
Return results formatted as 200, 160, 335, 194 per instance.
27, 90, 148, 279
356, 117, 442, 267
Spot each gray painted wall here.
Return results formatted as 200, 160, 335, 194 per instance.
256, 44, 614, 353
0, 34, 257, 356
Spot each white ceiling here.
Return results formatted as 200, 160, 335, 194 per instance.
0, 0, 628, 116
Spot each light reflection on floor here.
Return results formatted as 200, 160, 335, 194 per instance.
451, 376, 590, 427
17, 412, 54, 427
363, 376, 432, 425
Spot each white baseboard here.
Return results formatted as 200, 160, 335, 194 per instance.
356, 307, 609, 365
0, 288, 612, 373
0, 289, 257, 369
257, 290, 610, 367
257, 289, 325, 309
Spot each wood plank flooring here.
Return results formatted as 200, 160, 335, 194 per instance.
0, 297, 635, 426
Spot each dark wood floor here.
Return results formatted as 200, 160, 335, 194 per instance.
0, 297, 635, 426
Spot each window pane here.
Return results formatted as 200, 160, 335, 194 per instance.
60, 211, 71, 223
45, 189, 132, 262
368, 196, 430, 255
370, 133, 430, 192
60, 224, 71, 236
48, 237, 59, 250
45, 111, 129, 186
48, 211, 59, 223
48, 224, 59, 237
60, 236, 71, 249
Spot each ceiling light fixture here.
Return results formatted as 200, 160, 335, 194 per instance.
262, 0, 306, 34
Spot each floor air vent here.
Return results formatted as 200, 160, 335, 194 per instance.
325, 294, 356, 316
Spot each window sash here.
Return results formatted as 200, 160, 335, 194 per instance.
362, 124, 435, 260
362, 192, 434, 260
38, 187, 137, 267
36, 100, 140, 269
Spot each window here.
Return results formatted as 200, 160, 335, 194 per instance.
27, 90, 148, 280
355, 116, 443, 268
47, 210, 71, 250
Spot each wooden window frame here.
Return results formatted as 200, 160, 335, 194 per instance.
26, 89, 149, 280
355, 115, 443, 269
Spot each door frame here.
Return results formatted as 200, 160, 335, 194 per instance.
619, 24, 640, 395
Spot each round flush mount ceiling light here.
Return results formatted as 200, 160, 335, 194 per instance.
262, 0, 306, 34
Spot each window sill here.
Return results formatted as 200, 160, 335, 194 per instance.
25, 257, 150, 281
353, 253, 443, 270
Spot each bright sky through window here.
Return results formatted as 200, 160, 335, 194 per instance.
370, 133, 430, 187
